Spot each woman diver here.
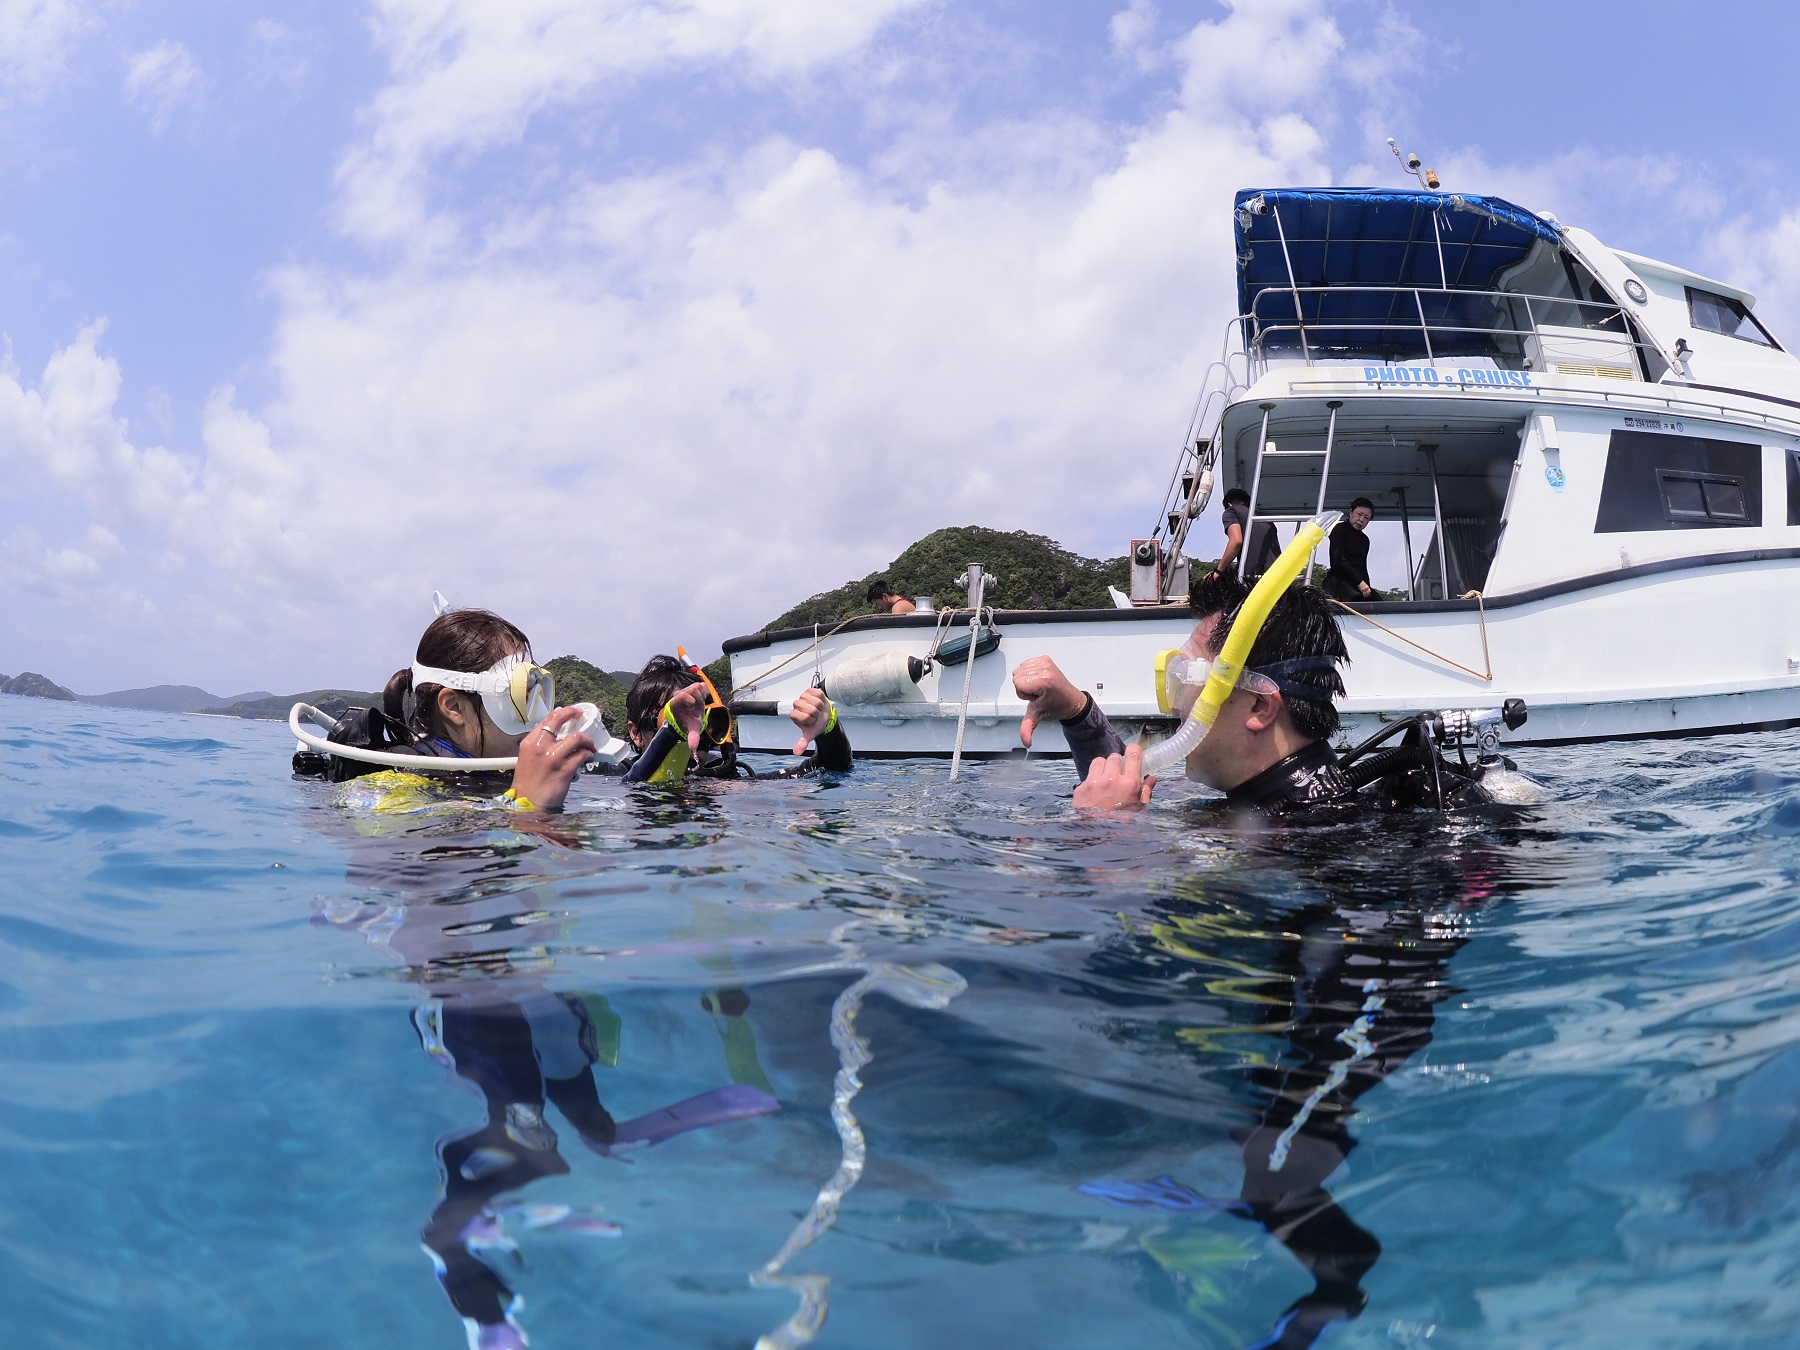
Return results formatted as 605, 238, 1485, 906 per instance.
303, 608, 596, 812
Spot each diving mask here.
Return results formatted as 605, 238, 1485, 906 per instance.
1141, 509, 1342, 777
412, 652, 555, 736
676, 644, 733, 746
1155, 650, 1280, 717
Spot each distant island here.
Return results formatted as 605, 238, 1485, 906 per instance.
0, 672, 77, 700
5, 525, 1140, 732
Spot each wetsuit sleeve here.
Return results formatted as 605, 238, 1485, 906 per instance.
623, 707, 693, 783
756, 705, 854, 779
808, 704, 852, 772
1061, 693, 1125, 785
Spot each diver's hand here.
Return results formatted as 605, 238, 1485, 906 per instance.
512, 706, 594, 811
1073, 742, 1156, 810
789, 687, 833, 755
1012, 656, 1086, 748
666, 682, 712, 758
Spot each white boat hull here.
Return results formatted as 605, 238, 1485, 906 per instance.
727, 554, 1800, 757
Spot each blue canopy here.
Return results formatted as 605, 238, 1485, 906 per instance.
1233, 188, 1566, 359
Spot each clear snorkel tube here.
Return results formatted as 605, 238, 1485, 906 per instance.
1139, 509, 1342, 776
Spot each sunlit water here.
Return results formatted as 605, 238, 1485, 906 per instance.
4, 693, 1800, 1348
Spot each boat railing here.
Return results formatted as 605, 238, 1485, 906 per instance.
1241, 286, 1650, 382
1146, 318, 1256, 595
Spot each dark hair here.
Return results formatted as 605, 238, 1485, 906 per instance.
1189, 567, 1249, 617
626, 654, 699, 735
1349, 496, 1374, 513
1205, 584, 1348, 740
383, 608, 531, 741
865, 580, 894, 603
1223, 487, 1251, 508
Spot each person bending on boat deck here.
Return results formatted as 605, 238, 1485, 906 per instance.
621, 653, 852, 783
1323, 497, 1376, 601
1217, 487, 1252, 576
866, 579, 916, 615
304, 608, 593, 812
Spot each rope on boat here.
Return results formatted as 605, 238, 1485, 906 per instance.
750, 963, 967, 1349
1325, 590, 1493, 682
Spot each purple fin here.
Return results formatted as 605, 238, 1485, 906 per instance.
1077, 1175, 1244, 1214
613, 1084, 781, 1146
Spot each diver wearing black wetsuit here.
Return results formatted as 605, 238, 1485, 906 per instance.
1059, 677, 1505, 813
622, 704, 852, 782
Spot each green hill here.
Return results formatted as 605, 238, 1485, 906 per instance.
199, 689, 382, 721
78, 684, 270, 713
544, 657, 629, 736
0, 672, 77, 700
764, 526, 1131, 631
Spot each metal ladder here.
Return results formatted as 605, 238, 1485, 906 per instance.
1238, 400, 1342, 581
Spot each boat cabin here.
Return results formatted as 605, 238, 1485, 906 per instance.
1153, 188, 1800, 602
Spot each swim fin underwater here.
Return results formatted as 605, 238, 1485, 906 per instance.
593, 1083, 781, 1152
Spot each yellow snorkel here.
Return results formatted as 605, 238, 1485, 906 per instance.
1140, 509, 1342, 775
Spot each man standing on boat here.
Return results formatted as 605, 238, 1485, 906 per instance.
1323, 498, 1377, 601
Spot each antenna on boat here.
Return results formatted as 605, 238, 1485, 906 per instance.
1387, 138, 1440, 190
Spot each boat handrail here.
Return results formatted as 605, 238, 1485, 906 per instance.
1239, 285, 1649, 381
1151, 291, 1646, 560
1260, 371, 1800, 439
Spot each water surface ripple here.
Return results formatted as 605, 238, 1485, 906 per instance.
3, 695, 1799, 1347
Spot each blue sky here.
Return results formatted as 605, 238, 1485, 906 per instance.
2, 0, 1798, 695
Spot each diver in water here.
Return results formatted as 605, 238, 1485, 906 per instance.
294, 608, 595, 812
1079, 834, 1523, 1350
621, 653, 852, 783
1014, 569, 1512, 813
323, 796, 783, 1349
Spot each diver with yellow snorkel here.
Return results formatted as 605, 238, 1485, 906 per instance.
1014, 512, 1525, 813
621, 649, 852, 783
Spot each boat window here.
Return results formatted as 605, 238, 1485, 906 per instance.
1788, 448, 1800, 526
1686, 287, 1779, 347
1595, 429, 1763, 532
1655, 470, 1748, 524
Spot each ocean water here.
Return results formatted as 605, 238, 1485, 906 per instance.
3, 693, 1800, 1349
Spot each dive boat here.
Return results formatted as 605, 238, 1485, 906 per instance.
726, 186, 1800, 757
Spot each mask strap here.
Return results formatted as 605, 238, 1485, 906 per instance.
1248, 656, 1340, 703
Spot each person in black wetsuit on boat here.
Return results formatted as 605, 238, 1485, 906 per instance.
1013, 572, 1503, 813
621, 654, 852, 783
1323, 498, 1376, 602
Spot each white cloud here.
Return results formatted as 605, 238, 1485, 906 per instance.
0, 0, 97, 106
125, 39, 201, 134
2, 0, 1432, 691
338, 0, 935, 245
1110, 0, 1158, 65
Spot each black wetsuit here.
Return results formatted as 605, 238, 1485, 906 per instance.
623, 720, 853, 783
1324, 522, 1371, 600
292, 706, 505, 787
419, 993, 617, 1330
1062, 697, 1494, 812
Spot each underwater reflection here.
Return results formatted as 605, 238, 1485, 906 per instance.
316, 807, 780, 1350
1083, 813, 1552, 1348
